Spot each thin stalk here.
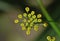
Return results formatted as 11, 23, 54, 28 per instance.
36, 0, 60, 36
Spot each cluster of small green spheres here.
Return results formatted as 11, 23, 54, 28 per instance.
14, 7, 48, 35
47, 36, 55, 41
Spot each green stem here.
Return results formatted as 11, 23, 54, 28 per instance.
36, 0, 60, 36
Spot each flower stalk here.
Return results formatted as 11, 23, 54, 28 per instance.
36, 0, 60, 36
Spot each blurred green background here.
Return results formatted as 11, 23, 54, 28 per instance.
0, 0, 60, 41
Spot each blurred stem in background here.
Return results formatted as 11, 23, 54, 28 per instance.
36, 0, 60, 36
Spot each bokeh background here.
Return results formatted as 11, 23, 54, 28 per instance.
0, 0, 60, 41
